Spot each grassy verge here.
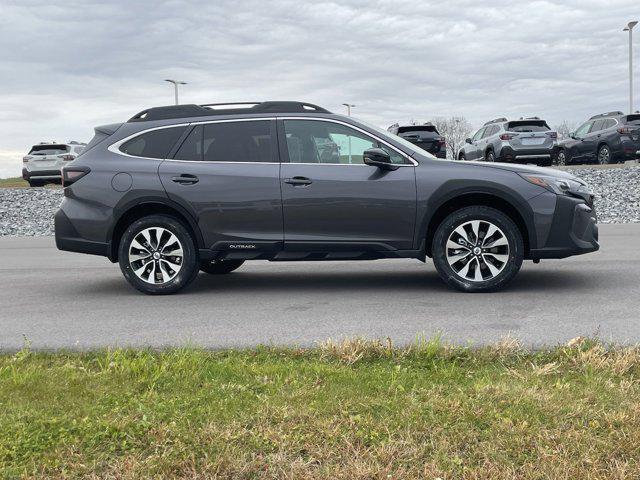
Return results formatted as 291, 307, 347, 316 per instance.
2, 337, 639, 478
0, 177, 28, 188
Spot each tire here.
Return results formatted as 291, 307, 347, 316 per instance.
555, 149, 568, 166
118, 214, 199, 295
458, 152, 466, 161
597, 144, 611, 165
431, 206, 524, 293
200, 259, 244, 275
485, 149, 495, 162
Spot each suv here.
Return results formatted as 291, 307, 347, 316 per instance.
555, 111, 640, 166
459, 117, 557, 166
22, 141, 86, 186
54, 101, 598, 294
387, 123, 446, 158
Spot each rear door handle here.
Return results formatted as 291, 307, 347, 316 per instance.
284, 176, 312, 186
172, 174, 199, 185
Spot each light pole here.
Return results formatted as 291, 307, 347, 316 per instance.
341, 104, 355, 163
623, 21, 638, 113
164, 79, 187, 105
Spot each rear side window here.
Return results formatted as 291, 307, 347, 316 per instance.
201, 121, 274, 162
28, 144, 69, 155
174, 125, 203, 161
601, 119, 616, 129
591, 119, 605, 131
120, 126, 186, 158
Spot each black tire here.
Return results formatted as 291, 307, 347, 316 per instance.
597, 144, 611, 165
431, 206, 524, 293
555, 149, 568, 166
458, 152, 466, 161
485, 149, 495, 162
118, 214, 199, 295
200, 259, 244, 275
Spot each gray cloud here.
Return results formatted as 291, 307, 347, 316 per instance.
0, 0, 637, 176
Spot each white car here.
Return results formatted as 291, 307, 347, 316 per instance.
22, 141, 86, 186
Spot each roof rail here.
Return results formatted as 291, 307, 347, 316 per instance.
518, 116, 541, 120
128, 101, 332, 122
483, 117, 508, 126
589, 111, 624, 120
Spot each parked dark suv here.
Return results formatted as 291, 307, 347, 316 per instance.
555, 111, 640, 166
387, 123, 447, 158
55, 101, 599, 294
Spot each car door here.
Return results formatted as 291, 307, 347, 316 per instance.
581, 119, 604, 162
467, 127, 486, 160
278, 118, 417, 251
158, 119, 283, 253
571, 121, 594, 162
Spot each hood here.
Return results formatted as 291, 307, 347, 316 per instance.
463, 160, 580, 181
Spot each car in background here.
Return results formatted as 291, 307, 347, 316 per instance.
387, 123, 446, 158
555, 111, 640, 166
22, 141, 86, 186
459, 117, 557, 166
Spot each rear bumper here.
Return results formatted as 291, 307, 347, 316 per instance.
55, 209, 111, 258
528, 195, 599, 259
498, 146, 555, 165
22, 168, 62, 180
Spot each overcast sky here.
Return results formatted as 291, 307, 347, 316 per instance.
0, 0, 637, 176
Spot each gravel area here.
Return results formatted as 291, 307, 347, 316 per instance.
0, 166, 638, 236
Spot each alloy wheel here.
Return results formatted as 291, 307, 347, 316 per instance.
446, 220, 509, 282
128, 227, 184, 284
598, 146, 610, 165
556, 151, 566, 166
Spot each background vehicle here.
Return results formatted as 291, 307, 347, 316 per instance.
555, 111, 640, 166
459, 117, 557, 166
22, 141, 86, 186
388, 123, 446, 158
55, 101, 598, 295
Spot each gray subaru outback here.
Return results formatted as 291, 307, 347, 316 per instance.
55, 101, 599, 294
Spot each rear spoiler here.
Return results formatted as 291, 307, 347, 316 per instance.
95, 123, 123, 136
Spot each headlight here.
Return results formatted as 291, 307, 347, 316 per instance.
519, 174, 588, 196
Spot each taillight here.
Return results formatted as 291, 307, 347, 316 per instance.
58, 154, 75, 161
547, 131, 558, 139
618, 126, 633, 134
437, 137, 446, 146
500, 133, 516, 141
62, 166, 90, 187
22, 156, 30, 163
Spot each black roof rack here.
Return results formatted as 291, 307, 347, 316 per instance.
589, 111, 624, 120
128, 101, 331, 122
483, 117, 508, 126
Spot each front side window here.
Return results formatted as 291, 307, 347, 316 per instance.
472, 128, 486, 141
120, 126, 186, 158
574, 121, 593, 138
283, 120, 407, 164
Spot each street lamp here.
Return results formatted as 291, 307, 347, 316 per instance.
623, 21, 638, 113
164, 79, 187, 105
342, 103, 355, 116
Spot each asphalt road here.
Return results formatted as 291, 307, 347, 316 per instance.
1, 224, 639, 350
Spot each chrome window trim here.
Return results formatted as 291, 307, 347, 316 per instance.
108, 116, 417, 166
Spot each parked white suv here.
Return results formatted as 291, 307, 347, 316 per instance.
22, 141, 86, 186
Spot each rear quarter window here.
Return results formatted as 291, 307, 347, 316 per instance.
120, 126, 186, 158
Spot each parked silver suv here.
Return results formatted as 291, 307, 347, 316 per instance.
22, 141, 86, 186
459, 117, 557, 166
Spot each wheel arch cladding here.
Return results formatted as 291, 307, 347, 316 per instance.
423, 192, 532, 257
109, 199, 203, 262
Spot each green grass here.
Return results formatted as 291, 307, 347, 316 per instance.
2, 337, 640, 479
0, 177, 28, 188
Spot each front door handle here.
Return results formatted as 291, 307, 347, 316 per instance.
171, 174, 199, 185
284, 176, 312, 186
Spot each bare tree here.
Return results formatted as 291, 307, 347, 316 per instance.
430, 116, 473, 160
554, 120, 579, 140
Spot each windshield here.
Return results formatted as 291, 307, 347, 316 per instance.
357, 119, 438, 159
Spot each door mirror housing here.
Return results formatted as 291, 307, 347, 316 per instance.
465, 138, 473, 144
363, 148, 398, 170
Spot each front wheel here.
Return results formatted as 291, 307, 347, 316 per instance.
431, 206, 524, 292
118, 215, 199, 295
458, 152, 466, 161
597, 145, 611, 165
200, 259, 244, 275
485, 150, 495, 162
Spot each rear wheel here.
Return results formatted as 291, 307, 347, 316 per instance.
200, 259, 244, 275
118, 215, 198, 295
597, 145, 611, 165
432, 206, 523, 292
485, 150, 495, 162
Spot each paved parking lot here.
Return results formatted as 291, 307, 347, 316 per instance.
0, 223, 638, 350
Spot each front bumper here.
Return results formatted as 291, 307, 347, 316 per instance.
528, 194, 599, 259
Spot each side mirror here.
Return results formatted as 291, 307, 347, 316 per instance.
569, 132, 576, 139
363, 148, 398, 171
465, 138, 472, 144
